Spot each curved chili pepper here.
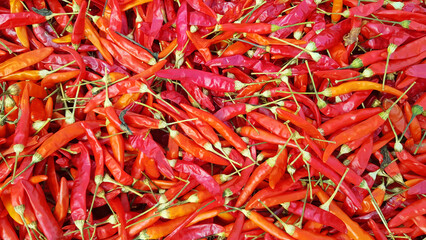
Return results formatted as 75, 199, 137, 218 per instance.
109, 197, 129, 240
262, 87, 322, 125
100, 37, 148, 73
157, 68, 241, 92
236, 146, 285, 207
68, 143, 91, 235
276, 108, 327, 149
309, 19, 351, 51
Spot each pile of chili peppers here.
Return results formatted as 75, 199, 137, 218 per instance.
0, 0, 425, 239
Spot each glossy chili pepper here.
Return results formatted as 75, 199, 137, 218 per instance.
21, 180, 63, 239
170, 129, 228, 165
285, 200, 347, 233
374, 9, 426, 25
0, 215, 19, 240
269, 0, 318, 38
268, 147, 288, 189
322, 81, 407, 99
363, 51, 426, 77
106, 28, 155, 65
237, 126, 297, 147
403, 102, 422, 143
100, 37, 148, 73
276, 108, 327, 149
84, 18, 114, 65
318, 107, 382, 136
0, 47, 53, 77
71, 0, 87, 49
241, 209, 294, 240
129, 133, 174, 179
11, 83, 30, 181
367, 219, 387, 240
181, 103, 250, 157
54, 177, 69, 226
109, 197, 129, 240
389, 197, 426, 227
0, 12, 49, 29
332, 0, 343, 22
309, 19, 351, 51
157, 68, 242, 92
316, 188, 373, 240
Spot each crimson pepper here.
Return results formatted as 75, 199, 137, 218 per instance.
21, 180, 63, 239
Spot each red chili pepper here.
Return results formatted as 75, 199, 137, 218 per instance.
0, 12, 49, 29
109, 197, 129, 240
100, 37, 149, 73
169, 129, 228, 166
309, 19, 352, 51
68, 143, 91, 234
374, 9, 426, 25
71, 0, 87, 49
269, 0, 318, 38
276, 108, 327, 149
318, 107, 382, 136
0, 215, 19, 240
129, 133, 174, 179
21, 180, 63, 239
181, 103, 250, 157
389, 197, 426, 227
106, 28, 155, 65
53, 177, 69, 226
367, 219, 387, 240
242, 209, 294, 240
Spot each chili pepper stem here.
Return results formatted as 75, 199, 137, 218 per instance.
335, 74, 363, 83
364, 182, 395, 240
87, 175, 103, 221
14, 205, 33, 240
414, 131, 426, 155
75, 220, 86, 240
382, 44, 398, 90
320, 168, 349, 211
11, 144, 24, 182
0, 152, 44, 191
